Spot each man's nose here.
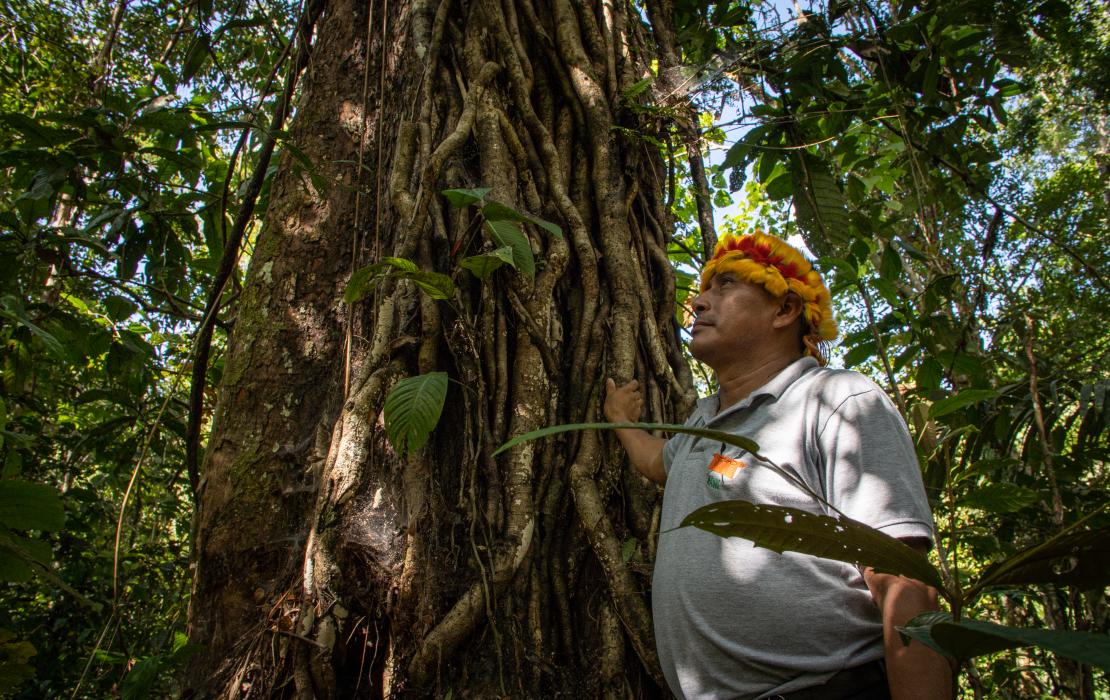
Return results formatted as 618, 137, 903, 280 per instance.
691, 293, 708, 313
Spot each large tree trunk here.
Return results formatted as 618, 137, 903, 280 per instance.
185, 0, 695, 696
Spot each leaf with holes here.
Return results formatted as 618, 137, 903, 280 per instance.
679, 500, 946, 594
383, 372, 448, 455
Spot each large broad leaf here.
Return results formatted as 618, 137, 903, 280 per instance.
383, 372, 448, 455
442, 187, 491, 207
928, 389, 999, 419
958, 482, 1038, 513
788, 151, 851, 256
485, 220, 535, 279
679, 500, 946, 594
0, 480, 64, 531
966, 525, 1110, 599
898, 612, 1110, 670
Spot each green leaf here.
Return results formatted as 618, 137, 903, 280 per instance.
0, 297, 66, 358
968, 525, 1110, 597
679, 500, 946, 594
622, 77, 653, 99
959, 483, 1038, 513
383, 372, 448, 455
485, 220, 535, 279
460, 246, 515, 279
0, 480, 64, 531
482, 201, 563, 239
928, 389, 999, 419
344, 257, 421, 303
789, 151, 851, 255
493, 421, 759, 458
120, 655, 162, 700
843, 339, 877, 368
915, 359, 943, 391
442, 187, 491, 207
879, 244, 903, 282
722, 125, 769, 170
898, 612, 1110, 670
379, 256, 418, 273
103, 295, 138, 322
0, 528, 53, 583
182, 35, 211, 82
0, 629, 36, 694
401, 271, 455, 300
621, 538, 639, 563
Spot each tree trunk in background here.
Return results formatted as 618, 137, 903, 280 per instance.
185, 0, 695, 696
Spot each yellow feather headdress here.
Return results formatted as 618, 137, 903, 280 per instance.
700, 231, 838, 357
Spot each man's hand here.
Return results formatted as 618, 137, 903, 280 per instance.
604, 378, 644, 423
604, 378, 666, 484
864, 553, 954, 699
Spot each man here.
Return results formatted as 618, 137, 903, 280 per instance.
605, 232, 952, 699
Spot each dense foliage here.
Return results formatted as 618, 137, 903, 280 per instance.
0, 0, 1105, 696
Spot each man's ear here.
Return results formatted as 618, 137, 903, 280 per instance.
772, 292, 805, 329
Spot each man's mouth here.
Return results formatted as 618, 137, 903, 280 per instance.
692, 319, 713, 331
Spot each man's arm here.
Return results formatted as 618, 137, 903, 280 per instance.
863, 540, 953, 700
604, 378, 667, 484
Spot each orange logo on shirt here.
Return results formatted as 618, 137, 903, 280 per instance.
707, 453, 746, 479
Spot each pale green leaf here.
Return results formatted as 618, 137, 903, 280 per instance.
442, 187, 491, 207
460, 246, 515, 279
383, 372, 448, 455
400, 271, 455, 300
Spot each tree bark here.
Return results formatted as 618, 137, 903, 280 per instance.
185, 0, 695, 696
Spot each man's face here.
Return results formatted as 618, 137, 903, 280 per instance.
689, 273, 781, 368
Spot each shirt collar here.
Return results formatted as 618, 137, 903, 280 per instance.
697, 356, 818, 423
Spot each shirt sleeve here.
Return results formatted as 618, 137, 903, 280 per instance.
816, 379, 935, 543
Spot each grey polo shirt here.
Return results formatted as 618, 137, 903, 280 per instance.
653, 357, 934, 699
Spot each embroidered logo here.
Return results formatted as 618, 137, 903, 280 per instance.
705, 453, 746, 489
